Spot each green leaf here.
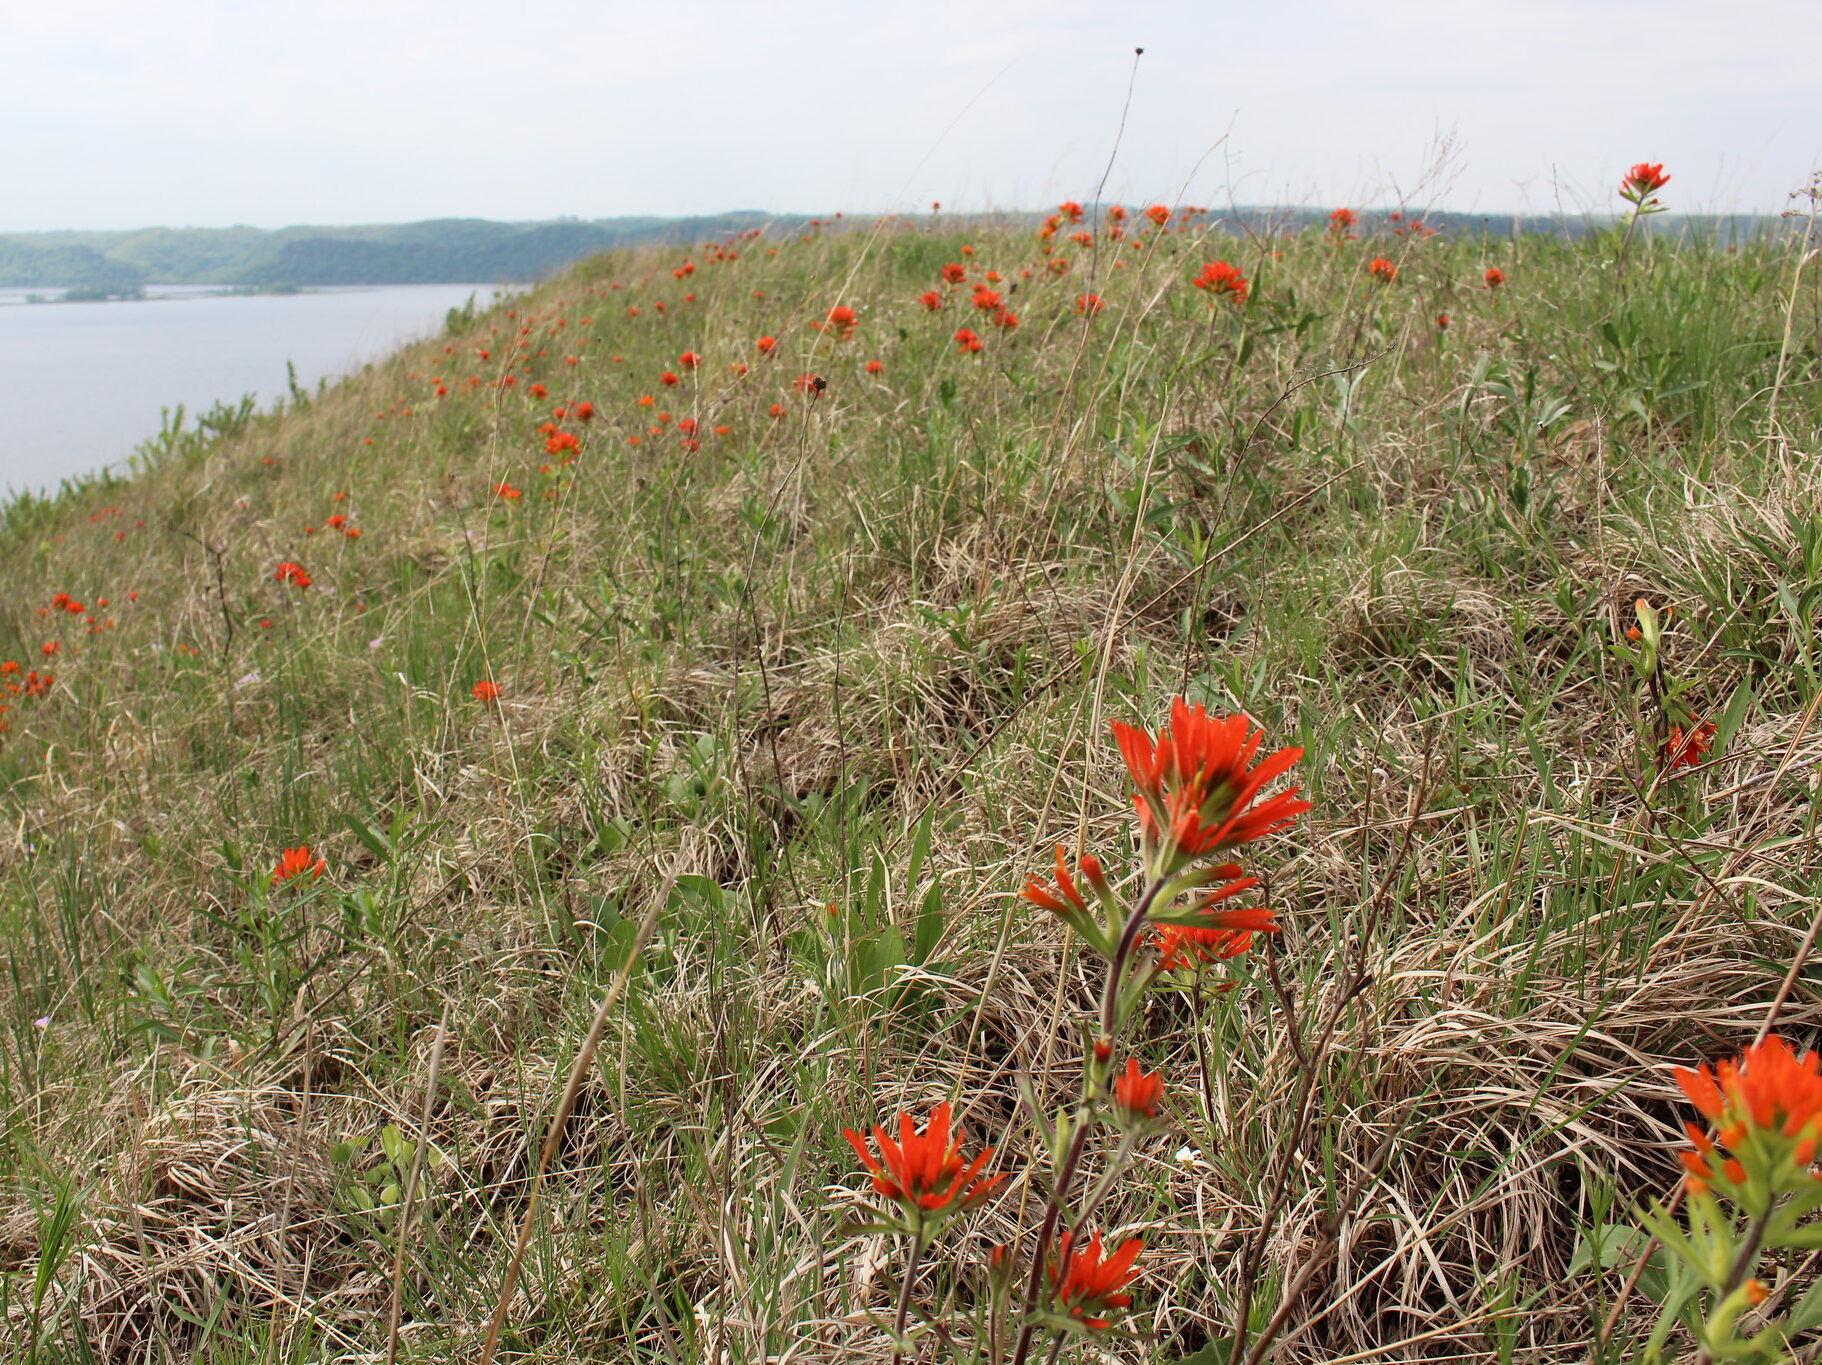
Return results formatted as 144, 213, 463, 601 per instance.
1170, 1342, 1234, 1365
344, 815, 393, 863
912, 883, 945, 965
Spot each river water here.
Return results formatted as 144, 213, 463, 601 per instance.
0, 284, 504, 497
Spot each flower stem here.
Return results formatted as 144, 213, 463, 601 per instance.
1007, 1121, 1091, 1365
1693, 1209, 1770, 1365
1010, 873, 1166, 1365
891, 1235, 927, 1365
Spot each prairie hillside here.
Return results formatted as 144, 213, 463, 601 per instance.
1, 210, 1820, 1363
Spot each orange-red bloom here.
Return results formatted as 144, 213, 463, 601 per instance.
756, 335, 777, 354
274, 561, 312, 589
1111, 1059, 1163, 1119
1665, 721, 1717, 770
1328, 207, 1356, 233
1676, 1036, 1822, 1138
1674, 1035, 1822, 1191
272, 845, 326, 884
678, 351, 701, 369
1484, 267, 1505, 288
1150, 860, 1277, 968
1049, 1231, 1143, 1330
1622, 162, 1671, 198
843, 1102, 1004, 1225
1112, 699, 1308, 863
918, 290, 944, 311
1076, 293, 1104, 315
940, 263, 967, 285
954, 328, 984, 354
1368, 257, 1398, 283
472, 678, 502, 702
1192, 260, 1248, 302
971, 285, 1003, 311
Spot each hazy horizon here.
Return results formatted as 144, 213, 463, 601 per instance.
2, 203, 1804, 240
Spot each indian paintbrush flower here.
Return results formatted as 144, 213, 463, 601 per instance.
1048, 1230, 1143, 1331
843, 1102, 1004, 1234
1111, 699, 1308, 875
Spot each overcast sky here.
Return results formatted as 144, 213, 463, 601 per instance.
2, 0, 1817, 232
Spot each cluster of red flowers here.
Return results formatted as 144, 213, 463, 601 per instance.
274, 561, 312, 589
1367, 256, 1399, 283
0, 655, 57, 734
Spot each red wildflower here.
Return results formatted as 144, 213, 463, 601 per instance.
1622, 162, 1671, 199
940, 263, 967, 285
793, 373, 826, 394
546, 431, 581, 456
1111, 699, 1309, 865
574, 401, 595, 421
1437, 314, 1451, 330
992, 309, 1019, 330
1059, 199, 1085, 224
472, 678, 501, 703
953, 328, 984, 354
1144, 204, 1170, 227
1150, 859, 1276, 969
271, 846, 327, 884
1111, 1059, 1164, 1119
1665, 721, 1718, 769
823, 305, 859, 335
528, 382, 548, 398
971, 285, 1003, 311
1049, 1231, 1143, 1330
1367, 257, 1399, 283
678, 351, 701, 369
1076, 293, 1104, 315
1484, 267, 1505, 288
659, 371, 680, 386
918, 290, 944, 311
769, 402, 786, 418
1675, 1035, 1822, 1192
1328, 207, 1357, 232
494, 483, 523, 500
1192, 260, 1248, 302
274, 562, 312, 589
842, 1102, 1004, 1227
756, 335, 777, 354
864, 359, 884, 374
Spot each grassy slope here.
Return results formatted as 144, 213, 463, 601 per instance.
0, 215, 1819, 1363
